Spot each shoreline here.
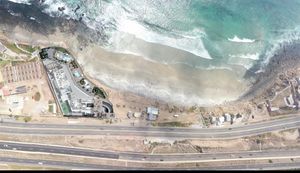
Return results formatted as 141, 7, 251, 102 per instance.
0, 1, 299, 127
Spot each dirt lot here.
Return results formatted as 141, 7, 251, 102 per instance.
0, 78, 56, 117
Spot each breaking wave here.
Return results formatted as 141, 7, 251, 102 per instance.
228, 35, 255, 43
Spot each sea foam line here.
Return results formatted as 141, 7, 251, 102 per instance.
228, 35, 255, 43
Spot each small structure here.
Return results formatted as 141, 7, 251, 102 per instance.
133, 112, 142, 118
210, 116, 216, 124
224, 113, 231, 122
146, 107, 159, 121
127, 111, 133, 119
173, 114, 179, 118
218, 116, 225, 123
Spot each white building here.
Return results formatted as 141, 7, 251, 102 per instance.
224, 113, 231, 122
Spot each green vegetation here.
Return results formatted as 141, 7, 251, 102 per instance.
0, 59, 11, 68
33, 92, 41, 101
3, 42, 24, 54
70, 60, 78, 68
61, 101, 71, 115
269, 159, 273, 163
15, 115, 20, 121
79, 78, 86, 85
18, 44, 37, 53
48, 104, 54, 113
54, 47, 70, 54
152, 121, 192, 127
188, 106, 198, 113
92, 86, 107, 99
48, 100, 55, 104
24, 116, 32, 123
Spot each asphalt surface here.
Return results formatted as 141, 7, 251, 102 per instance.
0, 156, 300, 170
0, 114, 299, 139
0, 157, 132, 170
0, 141, 300, 163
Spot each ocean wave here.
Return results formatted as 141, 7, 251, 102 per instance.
228, 35, 255, 43
14, 0, 212, 60
262, 27, 300, 67
7, 0, 31, 5
229, 53, 260, 60
113, 18, 212, 59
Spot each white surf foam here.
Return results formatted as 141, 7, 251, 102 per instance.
115, 18, 212, 60
229, 53, 260, 60
262, 27, 300, 67
228, 35, 255, 43
7, 0, 31, 5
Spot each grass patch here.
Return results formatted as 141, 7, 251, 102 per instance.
53, 47, 70, 54
48, 104, 54, 113
23, 116, 32, 123
3, 43, 23, 54
153, 121, 191, 127
18, 44, 37, 53
61, 101, 71, 115
92, 87, 107, 99
0, 60, 11, 68
33, 92, 41, 101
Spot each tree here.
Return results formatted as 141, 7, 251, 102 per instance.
79, 78, 86, 85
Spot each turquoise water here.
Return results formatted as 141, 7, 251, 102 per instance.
6, 0, 300, 105
27, 0, 300, 70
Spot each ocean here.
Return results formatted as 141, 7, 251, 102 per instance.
3, 0, 300, 106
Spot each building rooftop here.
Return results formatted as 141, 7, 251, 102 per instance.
147, 107, 159, 115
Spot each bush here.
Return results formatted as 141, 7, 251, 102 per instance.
92, 87, 107, 99
33, 92, 41, 101
24, 117, 32, 123
79, 78, 86, 85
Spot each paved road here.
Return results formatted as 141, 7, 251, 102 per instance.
0, 114, 300, 139
1, 141, 300, 163
0, 156, 299, 170
0, 157, 132, 170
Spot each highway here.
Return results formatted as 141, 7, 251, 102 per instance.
0, 156, 300, 170
0, 114, 299, 139
0, 141, 300, 163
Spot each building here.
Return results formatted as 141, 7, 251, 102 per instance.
55, 51, 73, 63
210, 116, 216, 124
146, 107, 159, 121
224, 113, 231, 122
0, 61, 42, 84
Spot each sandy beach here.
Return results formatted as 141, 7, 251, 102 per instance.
1, 3, 299, 127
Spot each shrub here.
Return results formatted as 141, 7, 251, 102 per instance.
33, 92, 41, 101
24, 117, 32, 123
